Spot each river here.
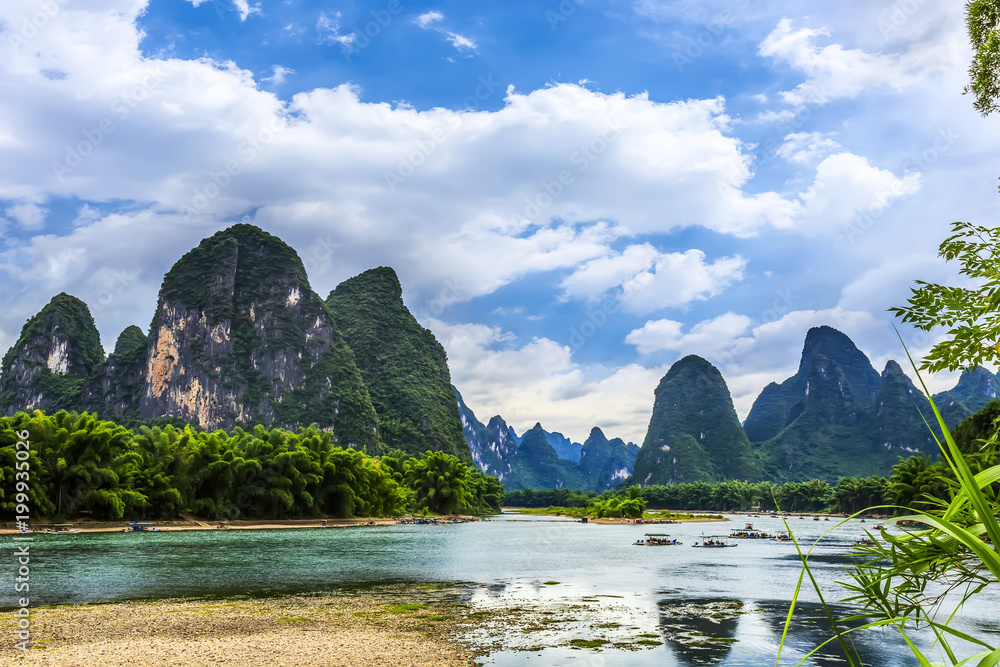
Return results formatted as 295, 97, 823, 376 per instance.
7, 512, 999, 665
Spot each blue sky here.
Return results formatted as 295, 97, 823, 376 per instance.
0, 0, 997, 443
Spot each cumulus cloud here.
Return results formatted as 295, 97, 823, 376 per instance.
758, 19, 944, 107
793, 153, 922, 234
432, 319, 664, 442
776, 131, 841, 164
261, 65, 294, 86
562, 246, 747, 314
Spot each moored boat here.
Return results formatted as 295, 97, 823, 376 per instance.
635, 532, 681, 546
691, 536, 737, 548
127, 522, 161, 533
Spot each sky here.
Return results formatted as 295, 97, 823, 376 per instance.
0, 0, 996, 445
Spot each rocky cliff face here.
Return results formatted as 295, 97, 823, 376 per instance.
456, 388, 517, 481
868, 360, 940, 455
0, 293, 105, 416
746, 327, 941, 481
580, 427, 639, 491
327, 267, 470, 462
138, 224, 379, 451
632, 355, 758, 485
82, 325, 148, 421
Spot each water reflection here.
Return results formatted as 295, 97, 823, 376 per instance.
657, 597, 741, 666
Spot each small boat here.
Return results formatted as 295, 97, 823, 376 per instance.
637, 533, 681, 546
729, 527, 774, 539
853, 537, 880, 547
874, 524, 884, 530
44, 524, 81, 534
692, 536, 737, 548
771, 532, 792, 542
813, 517, 820, 521
127, 522, 160, 533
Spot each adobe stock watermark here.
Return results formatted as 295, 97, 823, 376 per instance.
179, 115, 287, 216
6, 0, 69, 52
12, 428, 32, 653
838, 126, 958, 246
545, 0, 583, 30
877, 0, 931, 38
51, 65, 168, 181
301, 234, 338, 279
428, 277, 465, 316
89, 269, 137, 314
511, 117, 627, 227
672, 0, 750, 72
384, 74, 501, 192
335, 0, 404, 62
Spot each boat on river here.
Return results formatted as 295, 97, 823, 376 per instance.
47, 523, 81, 534
729, 524, 774, 539
21, 523, 81, 534
691, 536, 737, 548
634, 533, 681, 546
771, 531, 792, 542
126, 522, 160, 533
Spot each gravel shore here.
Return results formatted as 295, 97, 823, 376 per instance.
2, 585, 479, 666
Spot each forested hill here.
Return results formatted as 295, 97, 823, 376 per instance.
632, 327, 994, 486
0, 224, 468, 460
326, 267, 470, 463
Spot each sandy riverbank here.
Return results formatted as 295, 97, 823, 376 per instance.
0, 517, 414, 536
1, 584, 479, 666
588, 516, 728, 525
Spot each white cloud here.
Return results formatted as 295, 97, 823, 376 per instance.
232, 0, 260, 22
261, 65, 294, 86
625, 312, 752, 356
562, 246, 746, 314
416, 11, 444, 28
185, 0, 258, 21
758, 18, 937, 106
776, 131, 840, 164
793, 153, 922, 234
317, 12, 355, 46
445, 32, 478, 52
432, 319, 664, 442
415, 11, 478, 53
5, 202, 47, 230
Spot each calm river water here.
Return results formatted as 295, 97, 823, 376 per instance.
6, 512, 999, 665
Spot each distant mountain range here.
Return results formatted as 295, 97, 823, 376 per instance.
632, 326, 998, 484
455, 389, 638, 491
2, 225, 994, 489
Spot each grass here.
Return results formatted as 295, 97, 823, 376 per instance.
569, 638, 609, 649
542, 581, 560, 586
386, 604, 426, 613
778, 346, 1000, 666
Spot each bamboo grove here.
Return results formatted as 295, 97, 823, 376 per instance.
0, 410, 503, 521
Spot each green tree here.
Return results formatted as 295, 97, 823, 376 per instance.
966, 0, 1000, 116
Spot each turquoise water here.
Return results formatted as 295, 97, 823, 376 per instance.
5, 513, 998, 665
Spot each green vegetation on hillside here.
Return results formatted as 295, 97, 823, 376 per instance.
0, 293, 105, 415
632, 355, 760, 485
327, 267, 470, 463
0, 410, 501, 521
